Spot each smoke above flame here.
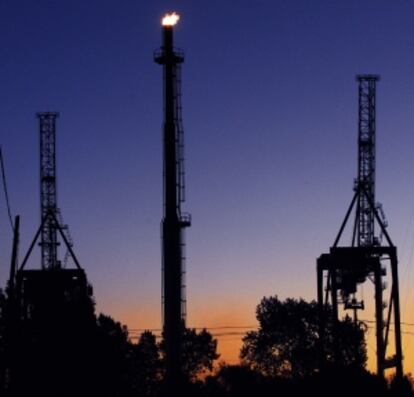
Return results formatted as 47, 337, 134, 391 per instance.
162, 12, 180, 26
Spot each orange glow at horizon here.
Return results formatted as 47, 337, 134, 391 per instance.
108, 298, 414, 376
162, 12, 180, 27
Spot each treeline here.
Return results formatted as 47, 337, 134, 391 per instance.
0, 291, 412, 396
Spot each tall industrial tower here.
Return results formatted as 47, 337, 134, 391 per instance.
154, 12, 191, 392
356, 76, 377, 248
38, 112, 60, 269
317, 75, 403, 379
5, 113, 93, 395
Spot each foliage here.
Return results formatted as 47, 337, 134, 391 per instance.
240, 296, 367, 378
389, 374, 413, 396
130, 330, 162, 396
95, 314, 131, 394
182, 327, 220, 380
159, 326, 220, 381
97, 313, 130, 348
93, 318, 220, 394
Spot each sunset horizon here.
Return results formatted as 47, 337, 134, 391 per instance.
1, 1, 414, 395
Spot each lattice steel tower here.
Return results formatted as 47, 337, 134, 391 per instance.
38, 112, 60, 269
356, 75, 378, 247
317, 75, 403, 380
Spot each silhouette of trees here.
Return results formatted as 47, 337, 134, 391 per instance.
2, 287, 411, 396
181, 327, 220, 380
95, 314, 132, 395
389, 373, 413, 396
158, 326, 220, 381
130, 330, 162, 396
213, 364, 265, 397
93, 318, 219, 395
240, 296, 367, 378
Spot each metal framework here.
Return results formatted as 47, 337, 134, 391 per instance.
38, 112, 60, 269
155, 19, 191, 392
356, 75, 377, 247
316, 75, 403, 380
3, 114, 92, 394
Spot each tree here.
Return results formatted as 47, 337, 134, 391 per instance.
130, 330, 162, 396
182, 327, 220, 380
240, 296, 366, 378
97, 313, 130, 347
159, 327, 220, 381
214, 364, 264, 397
95, 314, 132, 395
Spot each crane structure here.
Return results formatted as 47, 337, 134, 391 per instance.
13, 112, 82, 274
38, 112, 60, 269
154, 12, 191, 393
316, 75, 403, 379
356, 76, 377, 248
5, 113, 93, 394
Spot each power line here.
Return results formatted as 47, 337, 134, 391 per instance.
0, 146, 14, 231
128, 325, 258, 341
129, 325, 257, 333
129, 320, 414, 335
127, 321, 414, 343
360, 319, 414, 327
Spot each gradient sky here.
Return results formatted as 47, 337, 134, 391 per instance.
1, 0, 414, 372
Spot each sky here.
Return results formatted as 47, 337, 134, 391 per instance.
1, 0, 414, 373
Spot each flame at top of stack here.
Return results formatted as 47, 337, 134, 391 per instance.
155, 12, 183, 66
162, 12, 180, 26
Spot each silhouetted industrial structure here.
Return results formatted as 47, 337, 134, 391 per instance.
16, 112, 89, 302
38, 112, 60, 269
4, 113, 93, 395
317, 75, 403, 379
154, 12, 191, 394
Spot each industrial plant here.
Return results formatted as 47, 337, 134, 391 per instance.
154, 12, 191, 393
317, 76, 403, 380
0, 7, 412, 397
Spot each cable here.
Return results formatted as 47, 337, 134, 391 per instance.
360, 319, 414, 327
127, 322, 414, 346
0, 146, 14, 231
129, 325, 257, 333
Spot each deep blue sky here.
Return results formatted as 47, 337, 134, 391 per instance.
1, 0, 414, 365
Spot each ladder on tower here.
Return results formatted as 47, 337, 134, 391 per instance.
174, 64, 186, 204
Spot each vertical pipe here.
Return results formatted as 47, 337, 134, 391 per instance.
390, 249, 403, 380
155, 20, 185, 394
164, 25, 182, 392
374, 262, 384, 378
317, 260, 325, 371
6, 215, 19, 393
330, 268, 340, 364
8, 216, 20, 292
330, 269, 338, 322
